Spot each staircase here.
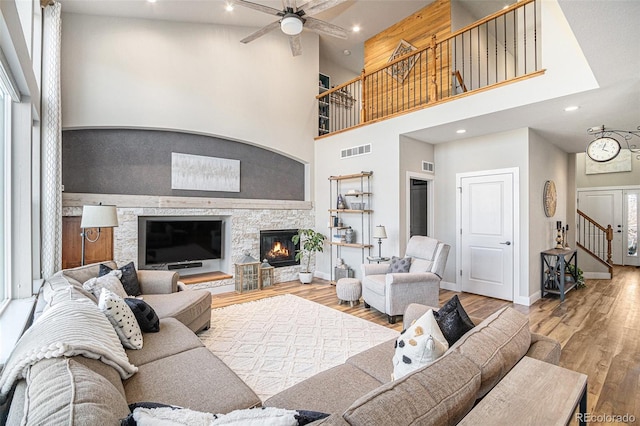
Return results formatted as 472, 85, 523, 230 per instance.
576, 209, 614, 276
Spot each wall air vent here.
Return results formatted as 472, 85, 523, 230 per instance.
341, 143, 371, 159
422, 161, 435, 173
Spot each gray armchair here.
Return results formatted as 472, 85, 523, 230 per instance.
361, 235, 450, 324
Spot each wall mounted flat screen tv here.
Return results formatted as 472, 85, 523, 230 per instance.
143, 218, 223, 265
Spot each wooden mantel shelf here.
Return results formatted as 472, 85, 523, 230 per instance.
179, 271, 232, 285
62, 193, 312, 210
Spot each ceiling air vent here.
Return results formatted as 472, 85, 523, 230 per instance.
422, 161, 435, 173
341, 143, 371, 159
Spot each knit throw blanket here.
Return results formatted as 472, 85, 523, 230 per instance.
0, 296, 138, 403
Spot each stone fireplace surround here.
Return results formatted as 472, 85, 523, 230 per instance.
63, 194, 314, 294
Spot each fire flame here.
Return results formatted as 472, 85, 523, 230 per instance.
267, 241, 290, 258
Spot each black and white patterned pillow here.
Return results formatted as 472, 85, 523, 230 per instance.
99, 288, 143, 350
125, 298, 160, 333
100, 262, 142, 297
387, 256, 412, 273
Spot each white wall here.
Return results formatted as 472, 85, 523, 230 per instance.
528, 130, 571, 300
60, 13, 319, 166
319, 56, 358, 88
434, 128, 530, 302
575, 152, 640, 188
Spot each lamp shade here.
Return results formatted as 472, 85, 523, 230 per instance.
373, 225, 387, 239
80, 205, 118, 228
281, 14, 303, 36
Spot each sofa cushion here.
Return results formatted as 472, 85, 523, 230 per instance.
392, 309, 448, 380
125, 318, 204, 366
84, 270, 128, 300
100, 261, 142, 296
264, 364, 384, 415
387, 256, 411, 273
449, 306, 531, 399
99, 288, 144, 350
342, 352, 481, 426
434, 295, 475, 346
21, 357, 130, 425
125, 298, 160, 333
346, 338, 396, 383
124, 347, 260, 414
143, 289, 211, 328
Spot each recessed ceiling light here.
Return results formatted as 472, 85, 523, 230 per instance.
564, 106, 579, 112
147, 0, 157, 3
352, 25, 361, 33
343, 49, 351, 56
225, 3, 233, 11
456, 129, 466, 134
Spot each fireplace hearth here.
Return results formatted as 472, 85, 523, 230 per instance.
260, 229, 299, 268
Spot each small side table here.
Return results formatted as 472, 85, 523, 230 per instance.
366, 256, 390, 264
541, 248, 578, 302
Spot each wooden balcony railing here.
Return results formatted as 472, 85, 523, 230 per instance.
317, 0, 541, 137
576, 209, 614, 275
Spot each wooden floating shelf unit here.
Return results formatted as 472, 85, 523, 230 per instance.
329, 242, 373, 248
329, 171, 373, 181
329, 209, 373, 214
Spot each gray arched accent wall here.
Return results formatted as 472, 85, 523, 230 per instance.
62, 129, 305, 200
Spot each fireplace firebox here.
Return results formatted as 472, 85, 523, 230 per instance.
260, 229, 299, 268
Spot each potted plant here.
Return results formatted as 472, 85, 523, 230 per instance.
292, 228, 326, 284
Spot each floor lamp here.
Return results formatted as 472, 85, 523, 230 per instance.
80, 204, 119, 266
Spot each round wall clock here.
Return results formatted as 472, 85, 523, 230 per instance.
543, 180, 557, 217
586, 136, 621, 162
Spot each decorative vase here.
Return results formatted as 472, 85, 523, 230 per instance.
337, 194, 346, 210
345, 227, 355, 244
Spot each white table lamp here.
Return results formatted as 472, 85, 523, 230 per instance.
373, 225, 387, 258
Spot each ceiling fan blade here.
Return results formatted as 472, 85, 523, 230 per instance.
289, 34, 303, 56
240, 20, 281, 43
304, 16, 348, 39
297, 0, 346, 16
232, 0, 283, 17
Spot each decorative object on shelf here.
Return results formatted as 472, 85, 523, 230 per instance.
543, 180, 557, 217
337, 194, 346, 210
555, 221, 564, 249
332, 215, 338, 227
373, 225, 387, 258
80, 204, 119, 266
586, 125, 640, 161
386, 39, 420, 83
292, 229, 326, 284
260, 259, 275, 288
345, 227, 355, 244
235, 252, 260, 293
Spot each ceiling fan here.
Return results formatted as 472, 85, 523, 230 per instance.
233, 0, 348, 56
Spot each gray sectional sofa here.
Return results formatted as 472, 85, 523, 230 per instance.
2, 262, 562, 425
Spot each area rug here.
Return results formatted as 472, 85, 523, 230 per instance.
198, 294, 399, 401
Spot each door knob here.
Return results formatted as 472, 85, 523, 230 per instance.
500, 241, 511, 245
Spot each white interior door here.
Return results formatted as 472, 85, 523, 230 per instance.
623, 190, 639, 266
460, 172, 514, 301
577, 190, 623, 265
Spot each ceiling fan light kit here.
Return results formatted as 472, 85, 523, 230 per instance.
281, 14, 303, 36
234, 0, 348, 56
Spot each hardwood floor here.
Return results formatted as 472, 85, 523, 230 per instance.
211, 266, 640, 421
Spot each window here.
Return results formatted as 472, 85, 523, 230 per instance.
0, 91, 6, 307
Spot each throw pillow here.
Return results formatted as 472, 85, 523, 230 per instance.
99, 288, 143, 350
387, 256, 412, 273
83, 270, 128, 300
434, 295, 475, 346
124, 298, 160, 333
392, 309, 448, 380
100, 262, 142, 296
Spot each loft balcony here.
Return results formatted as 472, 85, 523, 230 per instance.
316, 0, 542, 138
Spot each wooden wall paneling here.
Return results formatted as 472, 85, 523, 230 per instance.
363, 0, 452, 121
62, 216, 114, 269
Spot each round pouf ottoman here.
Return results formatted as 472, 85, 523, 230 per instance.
336, 278, 362, 307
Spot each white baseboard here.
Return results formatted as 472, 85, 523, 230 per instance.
207, 284, 234, 295
513, 291, 540, 307
584, 272, 611, 279
315, 271, 331, 281
440, 280, 460, 292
